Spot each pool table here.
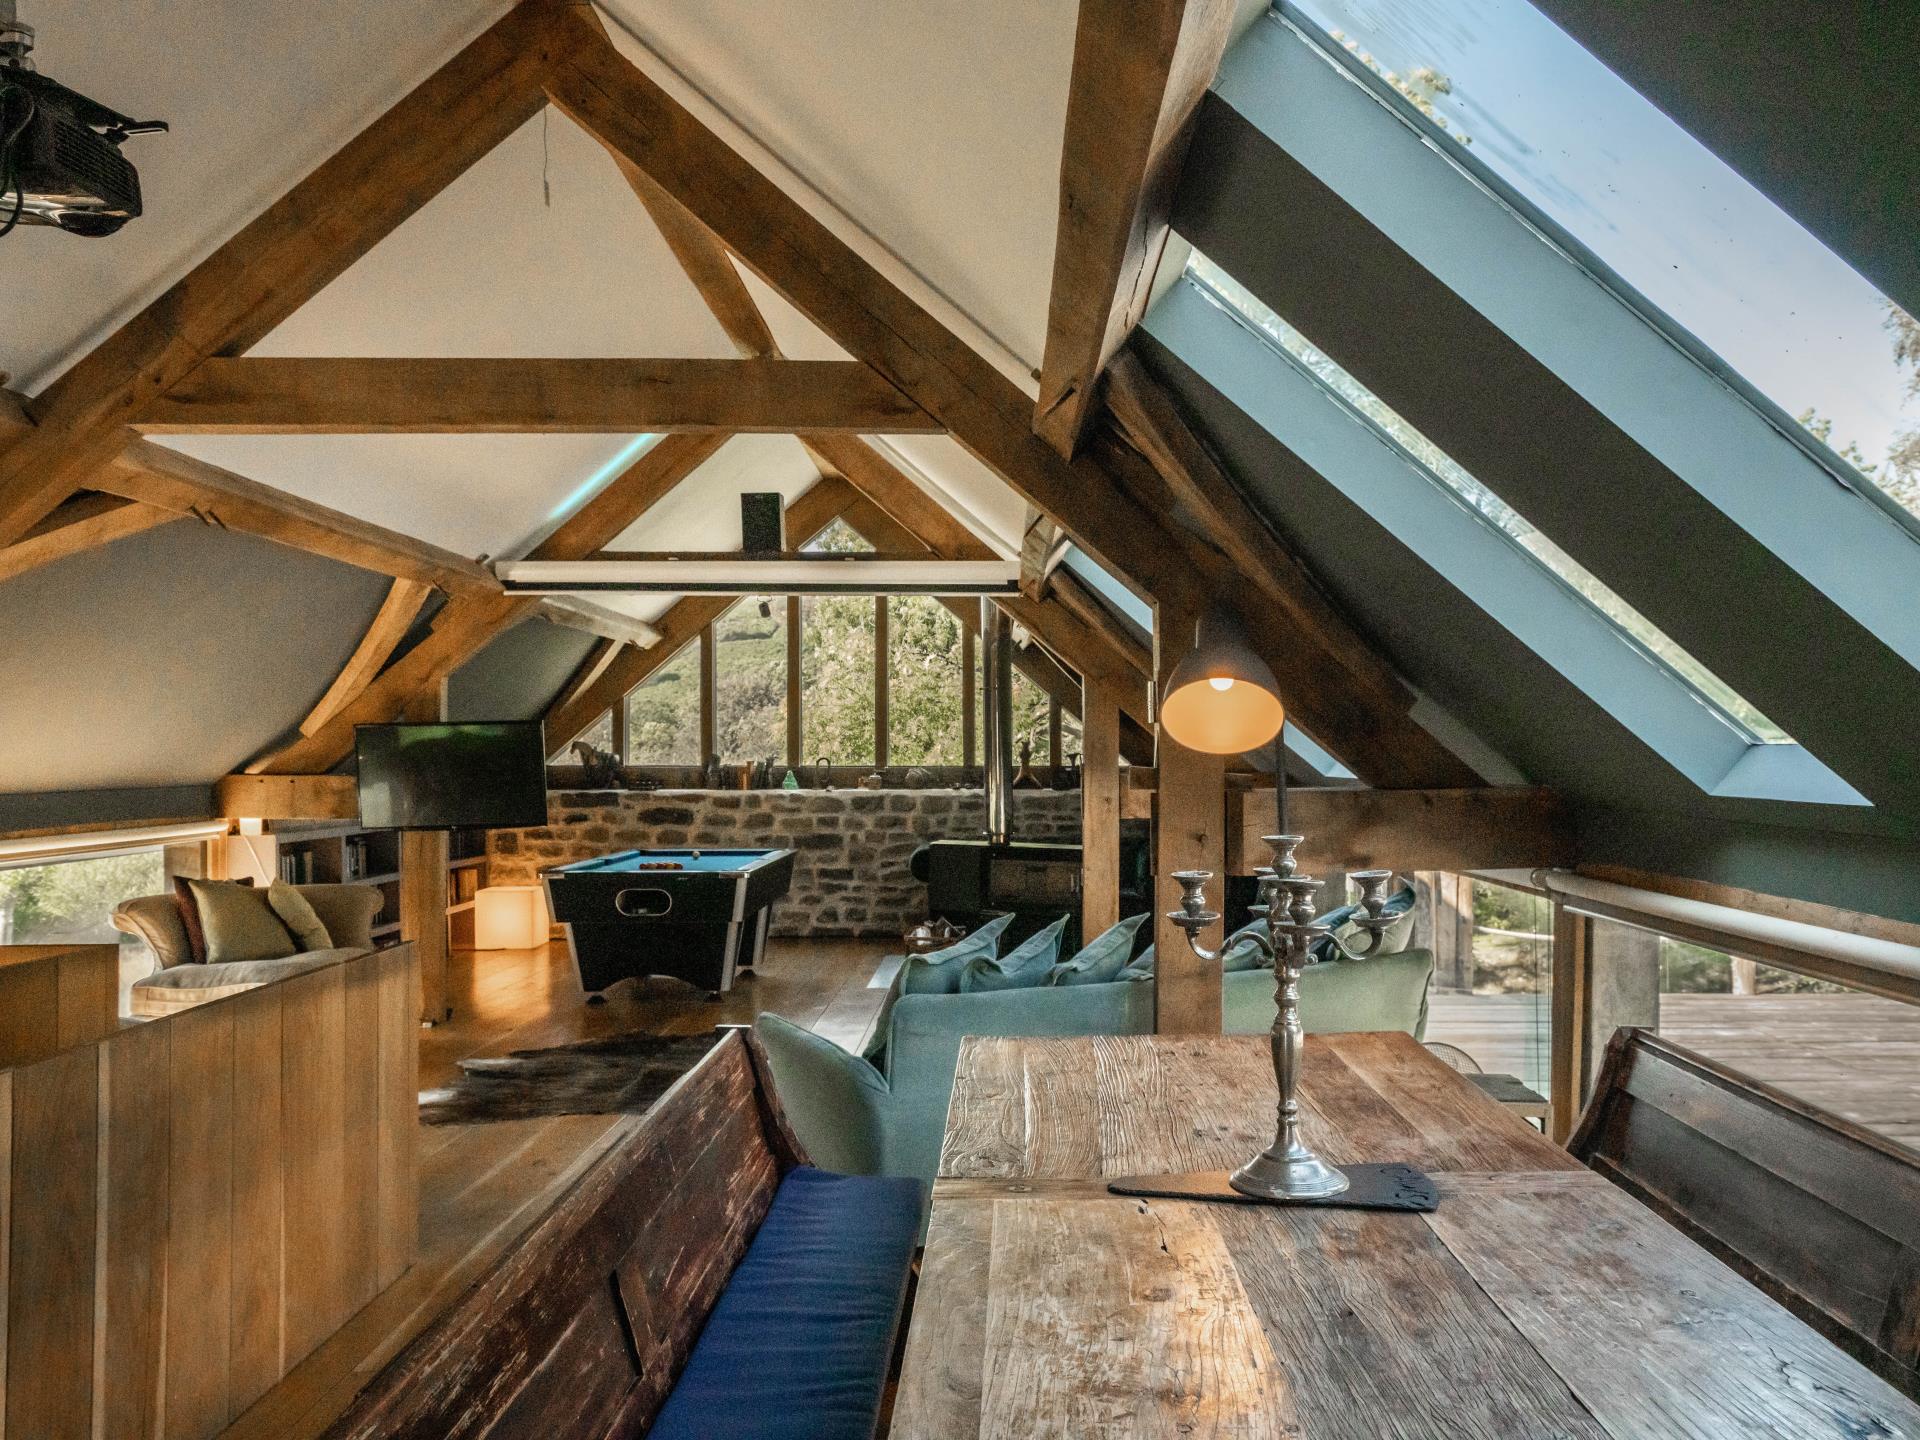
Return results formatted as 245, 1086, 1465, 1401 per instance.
541, 848, 797, 998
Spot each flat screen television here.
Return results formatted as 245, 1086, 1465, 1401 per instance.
354, 722, 549, 830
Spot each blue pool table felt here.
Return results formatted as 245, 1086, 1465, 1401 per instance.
551, 849, 784, 875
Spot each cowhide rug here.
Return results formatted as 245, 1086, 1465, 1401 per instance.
420, 1031, 721, 1126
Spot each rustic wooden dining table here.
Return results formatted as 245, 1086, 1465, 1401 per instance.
890, 1031, 1920, 1439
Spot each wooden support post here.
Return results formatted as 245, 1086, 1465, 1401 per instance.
1047, 698, 1063, 782
1548, 901, 1589, 1144
786, 595, 803, 768
1586, 917, 1662, 1089
1731, 958, 1759, 995
401, 683, 452, 1025
1152, 603, 1225, 1033
1081, 676, 1123, 940
874, 596, 890, 767
961, 624, 977, 770
699, 624, 717, 765
609, 689, 629, 764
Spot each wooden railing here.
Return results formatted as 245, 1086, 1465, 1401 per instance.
0, 943, 419, 1440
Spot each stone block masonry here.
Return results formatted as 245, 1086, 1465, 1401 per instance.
489, 788, 1083, 939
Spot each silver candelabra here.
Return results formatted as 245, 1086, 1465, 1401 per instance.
1168, 835, 1402, 1200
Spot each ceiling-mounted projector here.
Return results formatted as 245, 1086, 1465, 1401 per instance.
0, 0, 166, 237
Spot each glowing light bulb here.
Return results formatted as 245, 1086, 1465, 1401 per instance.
1208, 677, 1235, 691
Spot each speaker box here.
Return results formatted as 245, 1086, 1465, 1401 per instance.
741, 493, 786, 553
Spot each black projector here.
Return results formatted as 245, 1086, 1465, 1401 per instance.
1, 8, 166, 237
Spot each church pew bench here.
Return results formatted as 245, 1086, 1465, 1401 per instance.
1570, 1025, 1920, 1398
320, 1029, 924, 1440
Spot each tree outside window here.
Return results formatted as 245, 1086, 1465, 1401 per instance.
887, 595, 966, 765
713, 597, 786, 761
626, 638, 701, 764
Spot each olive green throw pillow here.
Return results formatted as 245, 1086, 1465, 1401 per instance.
185, 878, 297, 965
267, 881, 334, 952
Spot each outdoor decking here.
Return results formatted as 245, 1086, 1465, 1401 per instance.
1426, 990, 1920, 1150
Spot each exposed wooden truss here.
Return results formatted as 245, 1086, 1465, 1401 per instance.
611, 156, 782, 361
1035, 0, 1237, 457
252, 428, 726, 775
540, 475, 861, 748
284, 578, 434, 751
0, 0, 1472, 801
536, 598, 662, 650
0, 2, 555, 547
536, 4, 1467, 787
99, 439, 500, 599
1019, 508, 1065, 601
0, 492, 180, 585
134, 357, 934, 435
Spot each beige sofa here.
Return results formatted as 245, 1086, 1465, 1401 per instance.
111, 883, 384, 1018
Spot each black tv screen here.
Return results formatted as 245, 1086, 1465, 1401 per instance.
354, 722, 549, 830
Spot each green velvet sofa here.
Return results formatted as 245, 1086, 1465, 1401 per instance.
755, 947, 1435, 1196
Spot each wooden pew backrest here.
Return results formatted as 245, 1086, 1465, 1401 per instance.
1570, 1026, 1920, 1397
322, 1030, 804, 1440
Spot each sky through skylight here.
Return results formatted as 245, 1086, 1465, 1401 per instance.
1279, 0, 1920, 523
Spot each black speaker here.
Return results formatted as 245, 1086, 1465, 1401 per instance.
741, 493, 786, 553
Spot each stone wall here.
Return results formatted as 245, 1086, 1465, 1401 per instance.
489, 788, 1083, 938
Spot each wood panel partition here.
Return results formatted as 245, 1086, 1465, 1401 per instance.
0, 944, 419, 1440
0, 944, 120, 1067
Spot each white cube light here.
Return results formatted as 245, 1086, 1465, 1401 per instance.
474, 884, 552, 951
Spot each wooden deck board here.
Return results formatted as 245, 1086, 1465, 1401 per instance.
1426, 989, 1920, 1149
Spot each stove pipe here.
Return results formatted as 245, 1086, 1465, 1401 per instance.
981, 598, 1013, 847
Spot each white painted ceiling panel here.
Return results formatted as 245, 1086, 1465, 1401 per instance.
3, 0, 510, 393
598, 0, 1076, 370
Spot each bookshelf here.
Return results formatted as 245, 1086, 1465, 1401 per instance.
268, 823, 490, 949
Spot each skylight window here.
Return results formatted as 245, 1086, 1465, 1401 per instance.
1278, 0, 1920, 530
1188, 252, 1793, 745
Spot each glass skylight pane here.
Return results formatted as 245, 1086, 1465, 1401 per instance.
1278, 0, 1920, 528
1189, 253, 1793, 743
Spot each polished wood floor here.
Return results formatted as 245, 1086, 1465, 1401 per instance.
219, 935, 894, 1440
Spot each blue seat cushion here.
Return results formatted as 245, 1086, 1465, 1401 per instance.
647, 1167, 925, 1440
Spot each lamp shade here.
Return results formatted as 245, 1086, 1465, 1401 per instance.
1160, 609, 1285, 755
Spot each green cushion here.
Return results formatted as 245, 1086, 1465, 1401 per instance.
1329, 904, 1417, 959
267, 881, 333, 952
961, 916, 1068, 993
1223, 949, 1435, 1039
752, 1014, 895, 1175
186, 879, 296, 965
1048, 912, 1149, 987
900, 913, 1013, 996
1221, 919, 1272, 972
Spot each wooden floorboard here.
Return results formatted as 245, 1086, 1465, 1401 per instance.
218, 934, 891, 1440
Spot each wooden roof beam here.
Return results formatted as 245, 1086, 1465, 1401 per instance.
610, 155, 782, 360
0, 492, 181, 586
0, 1, 555, 547
254, 430, 732, 774
99, 438, 500, 600
133, 357, 937, 435
1036, 0, 1237, 458
542, 474, 861, 748
535, 9, 1461, 787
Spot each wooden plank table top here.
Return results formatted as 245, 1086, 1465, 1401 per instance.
894, 1033, 1920, 1439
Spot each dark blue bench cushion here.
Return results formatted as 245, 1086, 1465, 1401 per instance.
647, 1166, 925, 1440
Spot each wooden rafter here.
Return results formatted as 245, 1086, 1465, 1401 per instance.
279, 578, 434, 754
1036, 0, 1236, 457
98, 439, 499, 599
0, 2, 556, 547
534, 7, 1463, 787
0, 492, 181, 585
611, 156, 782, 360
133, 357, 936, 435
1019, 507, 1064, 601
541, 474, 861, 748
254, 428, 728, 775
